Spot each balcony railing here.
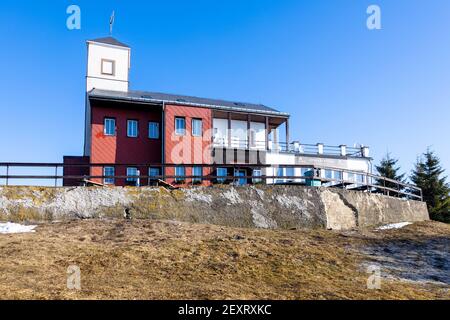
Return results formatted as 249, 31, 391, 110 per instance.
213, 138, 368, 158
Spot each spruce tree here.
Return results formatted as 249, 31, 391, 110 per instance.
375, 153, 406, 197
410, 149, 450, 223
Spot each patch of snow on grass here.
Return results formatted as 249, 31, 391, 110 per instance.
0, 222, 37, 234
377, 222, 412, 231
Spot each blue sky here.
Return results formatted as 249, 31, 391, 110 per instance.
0, 0, 449, 181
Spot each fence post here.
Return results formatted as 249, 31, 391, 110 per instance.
5, 165, 9, 186
54, 165, 58, 188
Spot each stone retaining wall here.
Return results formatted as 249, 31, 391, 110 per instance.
0, 185, 429, 230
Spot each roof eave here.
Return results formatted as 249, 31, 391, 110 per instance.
89, 92, 290, 117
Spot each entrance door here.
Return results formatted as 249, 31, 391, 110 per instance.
234, 169, 247, 186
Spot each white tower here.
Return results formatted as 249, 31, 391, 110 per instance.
86, 37, 131, 92
84, 37, 131, 156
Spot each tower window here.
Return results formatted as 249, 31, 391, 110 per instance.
101, 59, 115, 76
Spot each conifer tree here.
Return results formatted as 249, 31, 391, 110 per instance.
375, 153, 406, 197
410, 149, 450, 223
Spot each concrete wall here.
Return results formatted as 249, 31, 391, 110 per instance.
0, 186, 429, 230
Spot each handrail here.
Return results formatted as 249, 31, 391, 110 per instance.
0, 162, 422, 201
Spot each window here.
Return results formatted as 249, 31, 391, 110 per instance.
252, 169, 262, 184
149, 122, 160, 139
325, 170, 333, 180
127, 120, 138, 137
250, 130, 256, 148
357, 174, 365, 184
334, 170, 343, 181
104, 118, 116, 136
149, 167, 160, 186
276, 167, 285, 184
192, 119, 202, 137
101, 59, 115, 76
347, 172, 355, 182
175, 117, 186, 135
286, 168, 295, 182
175, 167, 185, 183
217, 168, 227, 183
126, 167, 138, 184
103, 167, 115, 185
192, 167, 202, 184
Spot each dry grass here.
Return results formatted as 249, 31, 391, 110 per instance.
0, 219, 448, 300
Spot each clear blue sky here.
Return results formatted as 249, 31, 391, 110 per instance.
0, 0, 449, 180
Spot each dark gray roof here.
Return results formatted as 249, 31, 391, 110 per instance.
89, 89, 289, 116
88, 37, 130, 48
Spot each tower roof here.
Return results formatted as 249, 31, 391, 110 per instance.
88, 37, 129, 48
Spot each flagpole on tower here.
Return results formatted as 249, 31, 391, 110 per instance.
109, 11, 115, 36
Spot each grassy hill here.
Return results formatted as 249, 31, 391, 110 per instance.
0, 219, 448, 299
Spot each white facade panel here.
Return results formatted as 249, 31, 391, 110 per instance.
86, 42, 130, 92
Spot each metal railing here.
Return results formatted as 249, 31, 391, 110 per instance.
212, 138, 365, 158
0, 162, 422, 201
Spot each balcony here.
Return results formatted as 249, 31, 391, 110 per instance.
212, 137, 370, 159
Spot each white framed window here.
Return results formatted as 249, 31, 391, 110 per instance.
276, 167, 285, 184
148, 122, 160, 139
175, 117, 186, 135
175, 167, 185, 183
217, 168, 227, 183
103, 167, 115, 185
286, 167, 295, 182
149, 167, 160, 186
104, 118, 116, 136
126, 167, 138, 183
192, 119, 202, 137
252, 169, 262, 184
347, 172, 355, 182
192, 166, 202, 184
127, 120, 138, 138
101, 59, 115, 76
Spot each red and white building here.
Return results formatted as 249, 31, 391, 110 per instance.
64, 37, 372, 187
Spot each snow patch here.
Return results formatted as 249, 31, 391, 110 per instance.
376, 222, 412, 231
0, 222, 37, 234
